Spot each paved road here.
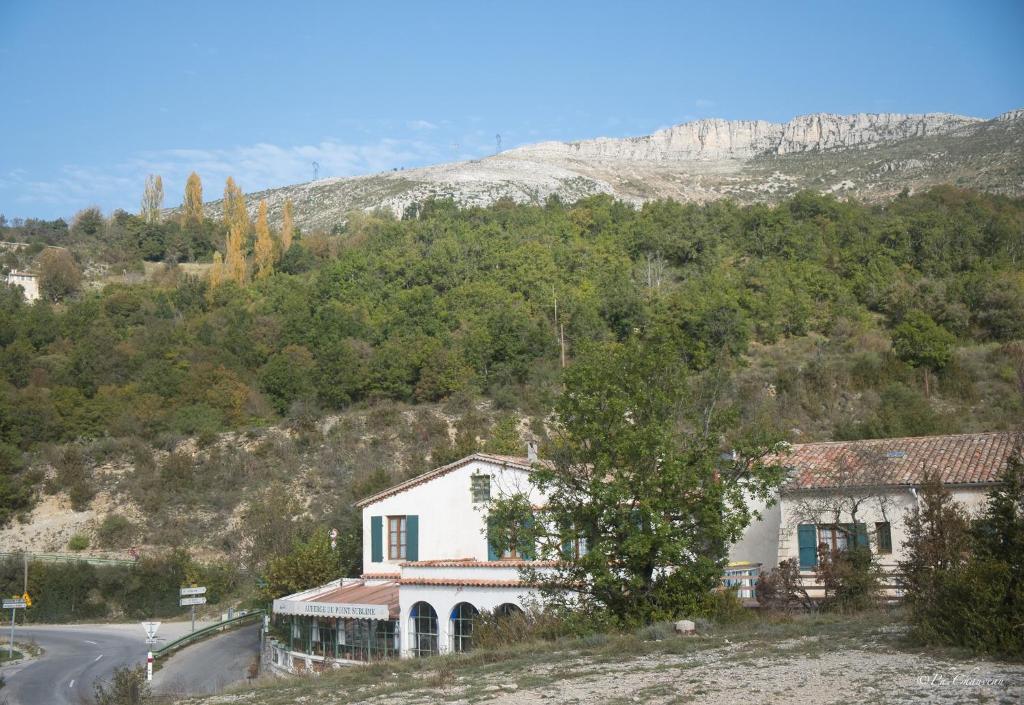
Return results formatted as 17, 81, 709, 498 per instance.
0, 619, 241, 705
152, 623, 260, 698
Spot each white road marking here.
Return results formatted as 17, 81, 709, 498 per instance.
69, 680, 74, 688
94, 653, 104, 661
84, 639, 98, 645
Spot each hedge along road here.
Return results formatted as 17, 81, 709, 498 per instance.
0, 618, 251, 705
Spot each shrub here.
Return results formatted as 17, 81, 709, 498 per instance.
472, 606, 594, 650
756, 558, 815, 613
96, 514, 137, 549
900, 457, 1024, 657
704, 587, 754, 624
815, 545, 883, 612
92, 665, 150, 705
67, 533, 90, 551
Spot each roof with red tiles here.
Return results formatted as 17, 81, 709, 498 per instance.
303, 580, 400, 618
778, 432, 1019, 491
354, 453, 537, 508
399, 559, 560, 568
400, 578, 525, 588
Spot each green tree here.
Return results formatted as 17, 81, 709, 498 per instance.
263, 526, 340, 598
892, 310, 955, 397
260, 345, 316, 414
489, 337, 786, 626
37, 248, 82, 302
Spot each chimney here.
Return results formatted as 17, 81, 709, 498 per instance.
527, 440, 538, 462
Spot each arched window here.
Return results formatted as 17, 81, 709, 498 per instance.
450, 602, 479, 653
494, 603, 523, 618
409, 601, 438, 657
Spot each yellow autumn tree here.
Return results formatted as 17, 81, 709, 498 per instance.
209, 251, 225, 289
222, 177, 248, 284
141, 174, 164, 223
254, 199, 274, 278
280, 199, 295, 255
183, 172, 204, 225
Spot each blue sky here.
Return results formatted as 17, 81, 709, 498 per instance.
1, 1, 1021, 220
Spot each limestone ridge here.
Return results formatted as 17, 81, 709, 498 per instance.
201, 109, 1023, 231
510, 113, 983, 162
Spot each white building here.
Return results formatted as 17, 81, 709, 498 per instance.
4, 270, 39, 302
271, 452, 554, 671
271, 431, 1017, 670
730, 431, 1016, 597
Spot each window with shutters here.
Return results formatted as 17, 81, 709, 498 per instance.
470, 474, 491, 503
818, 525, 849, 552
388, 516, 407, 560
875, 522, 892, 554
817, 523, 870, 552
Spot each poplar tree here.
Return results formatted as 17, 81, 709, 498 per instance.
141, 174, 164, 223
209, 251, 225, 289
280, 199, 295, 254
222, 177, 248, 284
183, 172, 204, 224
254, 199, 274, 278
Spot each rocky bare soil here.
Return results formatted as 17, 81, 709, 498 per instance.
177, 618, 1023, 705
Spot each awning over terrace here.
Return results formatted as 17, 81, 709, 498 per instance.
273, 579, 399, 620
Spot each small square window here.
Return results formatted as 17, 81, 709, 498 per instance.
470, 474, 491, 502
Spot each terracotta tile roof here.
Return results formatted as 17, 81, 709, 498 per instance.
360, 572, 401, 580
778, 432, 1019, 491
400, 578, 525, 588
308, 580, 400, 618
354, 453, 536, 508
399, 559, 560, 568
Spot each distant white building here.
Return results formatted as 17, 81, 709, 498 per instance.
4, 270, 40, 302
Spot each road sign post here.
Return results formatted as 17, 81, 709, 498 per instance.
141, 620, 161, 644
180, 587, 206, 633
3, 598, 26, 659
146, 651, 153, 681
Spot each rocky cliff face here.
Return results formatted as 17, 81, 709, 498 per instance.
511, 112, 983, 162
209, 109, 1023, 232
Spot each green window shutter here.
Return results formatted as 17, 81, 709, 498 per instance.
406, 515, 419, 561
854, 523, 869, 552
876, 522, 892, 553
371, 516, 383, 563
486, 515, 499, 560
797, 524, 817, 568
520, 515, 535, 560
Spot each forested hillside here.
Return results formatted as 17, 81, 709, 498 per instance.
1, 187, 1022, 560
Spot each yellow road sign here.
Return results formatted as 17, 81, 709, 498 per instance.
21, 592, 31, 607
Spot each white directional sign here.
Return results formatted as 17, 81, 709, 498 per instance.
179, 596, 207, 606
179, 586, 207, 596
141, 621, 161, 641
2, 599, 25, 609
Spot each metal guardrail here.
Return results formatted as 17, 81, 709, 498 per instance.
0, 552, 136, 567
153, 610, 264, 659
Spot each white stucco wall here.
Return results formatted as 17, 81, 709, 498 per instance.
728, 498, 782, 569
360, 458, 546, 573
777, 485, 991, 568
5, 272, 39, 302
398, 582, 536, 657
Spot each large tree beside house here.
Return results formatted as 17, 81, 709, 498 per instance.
489, 336, 787, 626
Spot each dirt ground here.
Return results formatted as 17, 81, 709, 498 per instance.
178, 619, 1023, 705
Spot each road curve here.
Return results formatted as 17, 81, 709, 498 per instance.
0, 620, 229, 705
153, 622, 261, 697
